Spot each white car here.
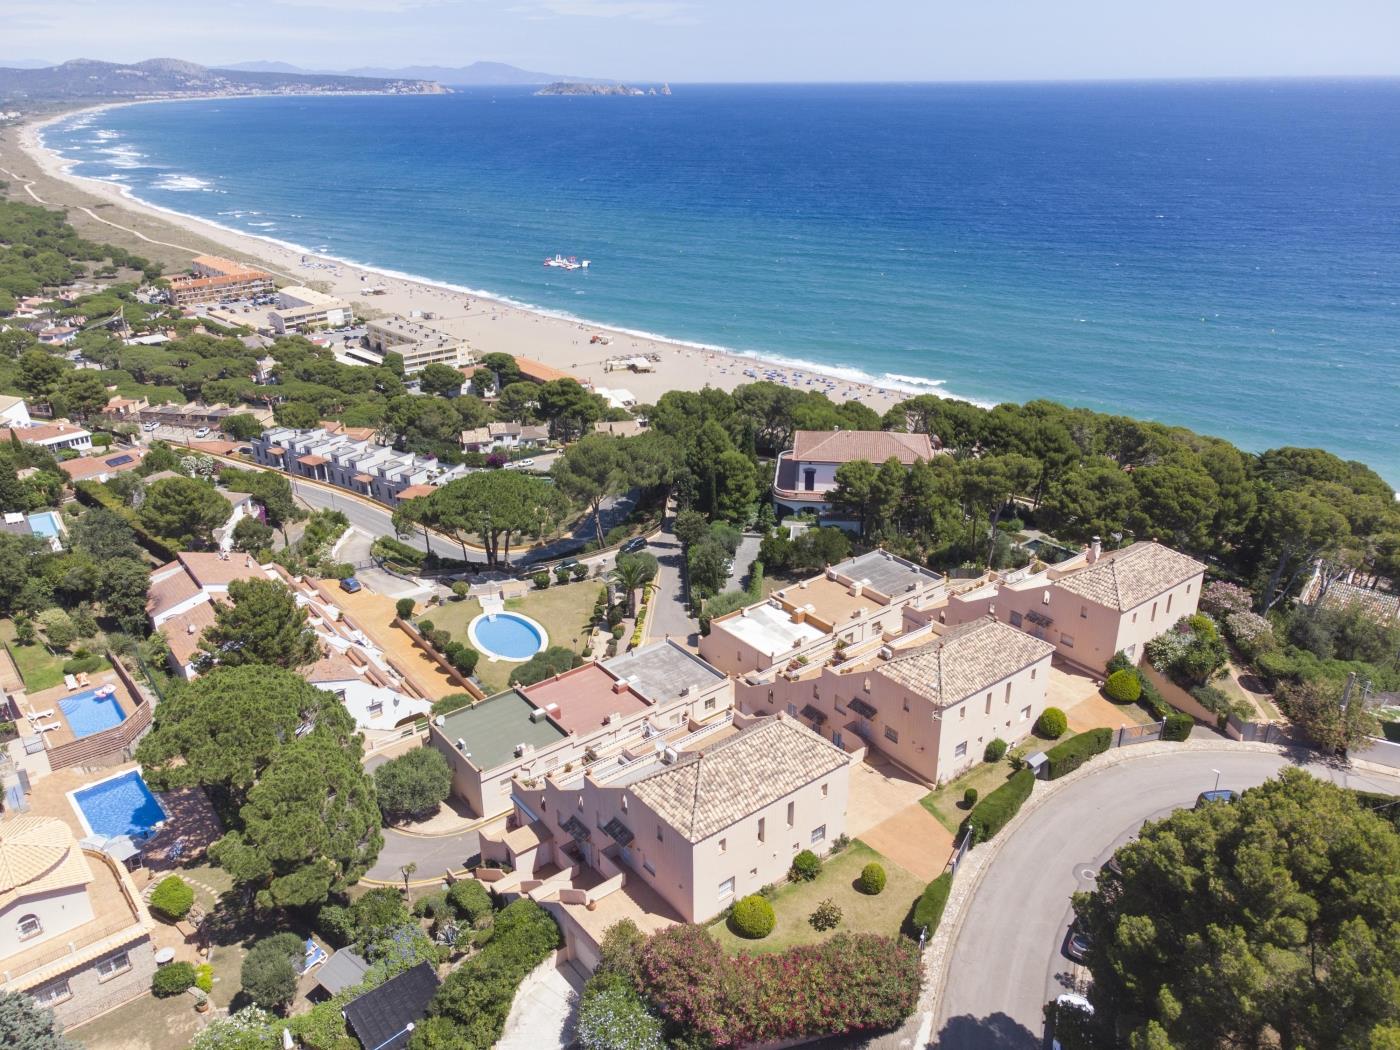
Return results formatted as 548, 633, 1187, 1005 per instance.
516, 458, 535, 468
142, 421, 159, 432
194, 427, 210, 439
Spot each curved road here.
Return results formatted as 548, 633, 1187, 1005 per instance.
932, 750, 1400, 1049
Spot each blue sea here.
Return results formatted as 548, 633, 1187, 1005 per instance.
43, 82, 1400, 485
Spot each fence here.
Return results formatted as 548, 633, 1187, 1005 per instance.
1114, 721, 1164, 748
1224, 714, 1292, 745
946, 830, 972, 876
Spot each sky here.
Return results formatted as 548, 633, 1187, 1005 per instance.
6, 0, 1400, 83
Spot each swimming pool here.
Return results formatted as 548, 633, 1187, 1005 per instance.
70, 769, 167, 840
468, 611, 547, 662
27, 511, 63, 541
59, 686, 126, 738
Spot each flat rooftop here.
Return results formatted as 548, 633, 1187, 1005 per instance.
437, 690, 567, 771
831, 549, 943, 599
520, 663, 651, 736
715, 601, 825, 657
604, 641, 726, 704
773, 575, 876, 628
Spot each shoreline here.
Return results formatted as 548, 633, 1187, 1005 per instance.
18, 99, 930, 414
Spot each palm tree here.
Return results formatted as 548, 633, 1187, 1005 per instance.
609, 553, 657, 617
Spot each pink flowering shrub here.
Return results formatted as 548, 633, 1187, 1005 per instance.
1201, 580, 1254, 618
637, 925, 921, 1046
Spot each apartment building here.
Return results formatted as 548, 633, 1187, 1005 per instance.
167, 255, 274, 307
941, 540, 1207, 672
772, 430, 936, 517
364, 315, 471, 374
250, 427, 470, 506
490, 713, 852, 924
0, 817, 156, 1029
429, 641, 734, 820
744, 616, 1055, 785
269, 286, 351, 334
699, 549, 946, 676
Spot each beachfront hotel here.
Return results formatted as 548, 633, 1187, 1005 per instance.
166, 255, 274, 307
362, 315, 472, 374
772, 429, 938, 519
269, 285, 352, 334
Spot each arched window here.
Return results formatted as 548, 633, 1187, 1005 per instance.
17, 913, 42, 939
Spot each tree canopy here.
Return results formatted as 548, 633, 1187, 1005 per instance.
196, 577, 320, 672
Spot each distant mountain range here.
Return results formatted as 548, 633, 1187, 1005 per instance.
0, 58, 447, 100
223, 60, 609, 86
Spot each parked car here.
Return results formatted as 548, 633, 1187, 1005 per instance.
1064, 925, 1092, 962
339, 577, 363, 594
619, 537, 648, 555
142, 421, 159, 432
516, 458, 536, 468
1194, 789, 1240, 809
194, 426, 210, 438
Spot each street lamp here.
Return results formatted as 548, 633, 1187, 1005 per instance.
1211, 768, 1222, 792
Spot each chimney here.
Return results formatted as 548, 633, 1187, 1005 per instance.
1089, 536, 1102, 564
848, 581, 863, 598
612, 680, 629, 694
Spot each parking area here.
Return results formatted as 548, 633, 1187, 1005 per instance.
1049, 660, 1157, 734
846, 752, 952, 881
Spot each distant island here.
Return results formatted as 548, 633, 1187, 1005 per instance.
0, 57, 447, 101
224, 59, 612, 87
535, 82, 671, 97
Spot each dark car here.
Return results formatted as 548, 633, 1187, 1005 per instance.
619, 537, 649, 555
339, 577, 363, 594
1194, 789, 1240, 809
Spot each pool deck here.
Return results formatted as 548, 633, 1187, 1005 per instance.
20, 669, 136, 750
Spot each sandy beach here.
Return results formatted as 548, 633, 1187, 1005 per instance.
8, 102, 907, 413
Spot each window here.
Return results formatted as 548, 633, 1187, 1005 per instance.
902, 697, 910, 712
1031, 667, 1037, 680
1132, 612, 1138, 623
985, 693, 992, 715
1151, 601, 1158, 621
1166, 593, 1174, 614
787, 801, 795, 827
803, 467, 816, 492
1042, 591, 1051, 605
959, 705, 966, 720
757, 817, 766, 843
811, 824, 826, 844
33, 979, 69, 1006
1187, 582, 1193, 594
656, 825, 663, 842
621, 796, 628, 813
954, 741, 967, 758
884, 726, 899, 743
719, 837, 727, 854
643, 859, 656, 875
1060, 633, 1074, 648
1020, 706, 1031, 721
1010, 611, 1023, 627
704, 698, 716, 711
97, 951, 131, 979
821, 782, 829, 798
719, 877, 735, 899
1080, 604, 1088, 619
834, 698, 845, 714
787, 703, 798, 717
1005, 682, 1013, 702
17, 914, 41, 940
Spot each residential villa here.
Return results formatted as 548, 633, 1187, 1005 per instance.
699, 549, 946, 677
58, 448, 149, 484
485, 712, 853, 925
0, 817, 156, 1029
363, 316, 472, 374
772, 430, 936, 518
429, 641, 734, 820
249, 427, 470, 506
141, 472, 262, 553
146, 553, 433, 736
269, 286, 351, 334
134, 401, 275, 433
0, 421, 92, 454
1301, 564, 1399, 627
0, 395, 32, 428
940, 539, 1207, 673
742, 616, 1055, 785
594, 419, 647, 439
166, 255, 274, 307
0, 511, 68, 553
460, 421, 550, 454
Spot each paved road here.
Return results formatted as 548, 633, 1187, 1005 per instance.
646, 518, 697, 646
724, 533, 764, 593
365, 827, 482, 884
932, 750, 1400, 1049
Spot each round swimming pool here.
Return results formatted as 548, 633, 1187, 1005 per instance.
468, 611, 548, 662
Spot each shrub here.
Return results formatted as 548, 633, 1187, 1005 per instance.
1105, 669, 1142, 703
413, 890, 451, 921
62, 654, 104, 675
1137, 672, 1172, 720
240, 932, 305, 1010
374, 747, 453, 822
910, 872, 952, 938
577, 973, 666, 1050
858, 863, 886, 895
554, 565, 571, 585
395, 597, 415, 620
509, 645, 582, 687
194, 963, 214, 994
1035, 707, 1068, 739
149, 875, 195, 921
730, 894, 776, 939
966, 768, 1035, 844
1162, 712, 1195, 741
446, 879, 493, 923
152, 961, 196, 997
571, 563, 588, 581
962, 787, 978, 809
416, 618, 435, 634
789, 849, 821, 882
984, 738, 1008, 762
809, 898, 842, 931
532, 571, 551, 589
1043, 728, 1112, 780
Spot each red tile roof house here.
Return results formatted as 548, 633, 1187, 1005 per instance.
772, 429, 937, 519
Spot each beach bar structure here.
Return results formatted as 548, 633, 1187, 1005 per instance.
166, 255, 274, 307
250, 426, 471, 505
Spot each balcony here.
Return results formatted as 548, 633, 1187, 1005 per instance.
772, 451, 829, 503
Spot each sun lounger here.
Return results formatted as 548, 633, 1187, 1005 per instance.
76, 672, 91, 688
63, 674, 79, 691
26, 709, 54, 721
36, 722, 62, 733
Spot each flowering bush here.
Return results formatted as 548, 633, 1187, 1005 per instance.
637, 925, 921, 1046
190, 1008, 281, 1050
1146, 616, 1228, 687
1224, 610, 1276, 660
1201, 580, 1254, 618
577, 973, 666, 1050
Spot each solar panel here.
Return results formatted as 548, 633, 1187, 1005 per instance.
104, 455, 134, 467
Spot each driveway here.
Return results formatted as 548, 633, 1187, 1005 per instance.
646, 518, 698, 646
497, 954, 589, 1050
365, 826, 481, 884
932, 749, 1400, 1049
847, 753, 951, 883
723, 533, 764, 593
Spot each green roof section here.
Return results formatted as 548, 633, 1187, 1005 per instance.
437, 689, 567, 771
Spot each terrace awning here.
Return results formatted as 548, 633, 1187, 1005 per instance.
601, 816, 634, 847
297, 454, 328, 466
561, 816, 592, 843
800, 704, 828, 725
848, 697, 877, 720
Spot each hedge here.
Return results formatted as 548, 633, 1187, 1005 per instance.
910, 872, 952, 939
152, 961, 197, 997
74, 480, 178, 561
965, 768, 1035, 844
1044, 728, 1112, 780
1162, 712, 1194, 741
149, 875, 195, 921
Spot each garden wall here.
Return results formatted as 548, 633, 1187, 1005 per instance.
1354, 737, 1400, 770
1140, 664, 1217, 726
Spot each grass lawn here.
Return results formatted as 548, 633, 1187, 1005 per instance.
919, 757, 1018, 835
426, 580, 604, 694
0, 619, 113, 693
709, 841, 923, 955
1223, 660, 1282, 721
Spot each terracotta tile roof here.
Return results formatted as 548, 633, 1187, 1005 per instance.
1055, 541, 1206, 612
178, 551, 267, 587
628, 715, 849, 843
1304, 577, 1400, 624
0, 817, 93, 910
59, 448, 147, 481
514, 356, 575, 384
305, 650, 363, 683
0, 422, 89, 444
396, 484, 436, 501
146, 562, 202, 619
163, 600, 220, 665
877, 616, 1054, 708
791, 429, 933, 465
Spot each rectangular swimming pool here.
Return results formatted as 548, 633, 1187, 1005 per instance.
59, 686, 126, 738
71, 769, 167, 840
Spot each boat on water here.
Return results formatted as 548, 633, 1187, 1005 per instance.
543, 254, 590, 271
